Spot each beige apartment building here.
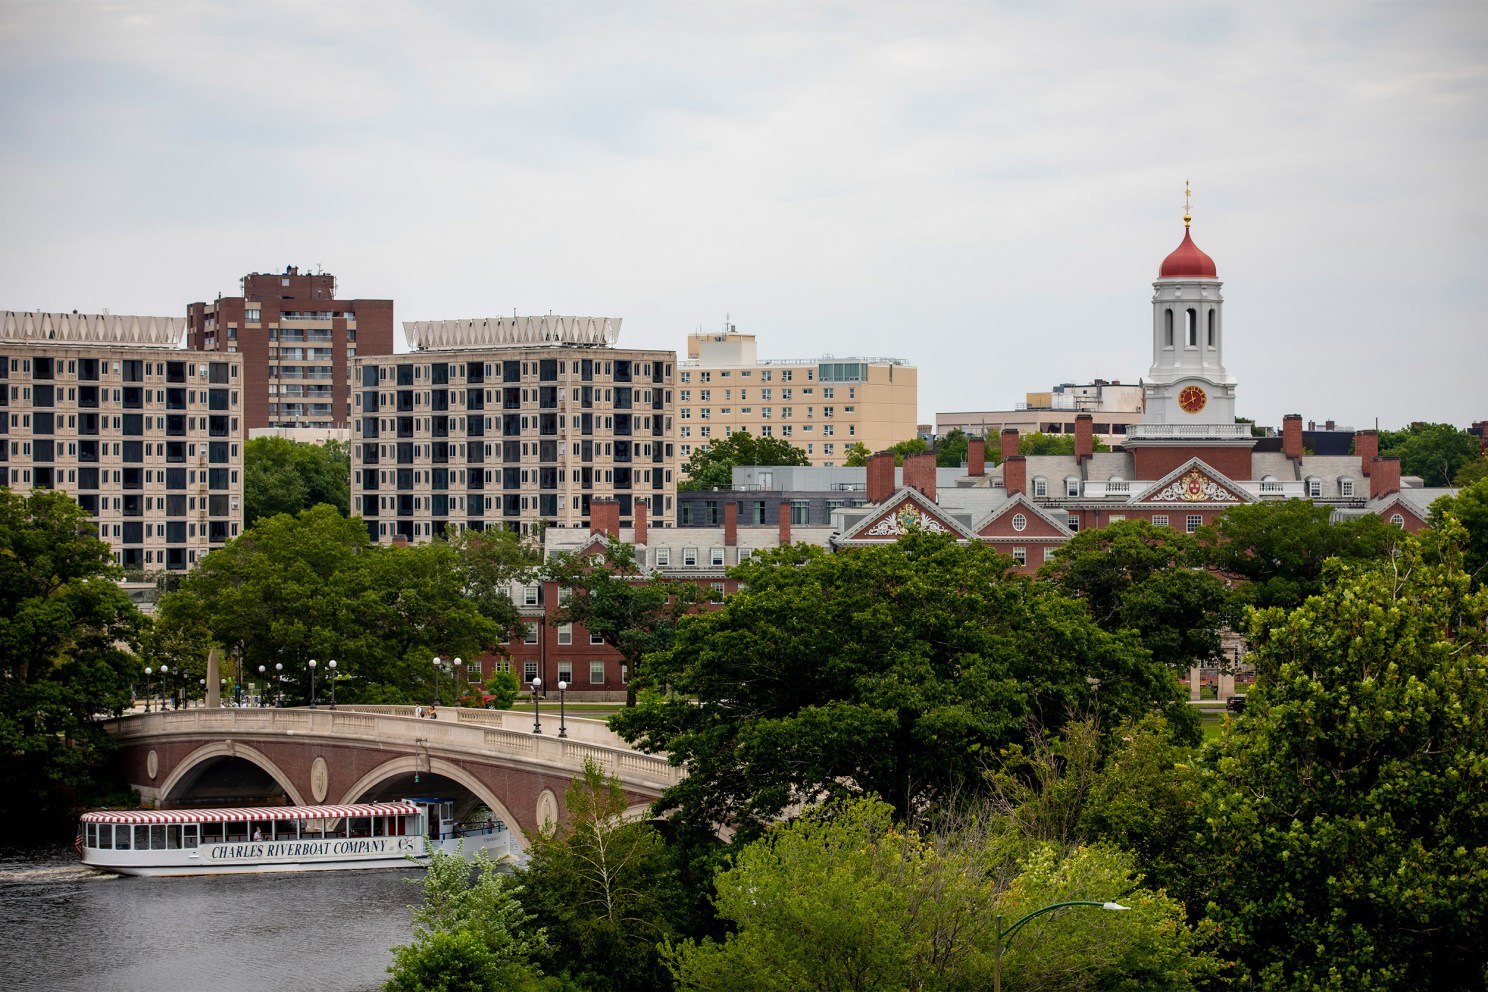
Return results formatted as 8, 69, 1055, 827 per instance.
1, 311, 245, 571
680, 329, 917, 467
351, 316, 679, 541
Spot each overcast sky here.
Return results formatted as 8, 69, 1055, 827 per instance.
1, 1, 1483, 432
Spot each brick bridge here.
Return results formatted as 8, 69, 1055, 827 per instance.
104, 705, 680, 850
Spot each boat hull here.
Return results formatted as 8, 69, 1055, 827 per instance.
82, 833, 512, 877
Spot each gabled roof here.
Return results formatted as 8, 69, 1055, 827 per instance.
1130, 457, 1256, 506
972, 493, 1073, 541
834, 487, 980, 545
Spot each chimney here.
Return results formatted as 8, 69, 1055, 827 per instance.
590, 498, 620, 539
1355, 429, 1378, 475
968, 437, 986, 477
724, 500, 738, 547
1075, 413, 1093, 463
1283, 414, 1304, 461
1004, 455, 1027, 496
633, 498, 648, 546
1000, 427, 1020, 462
1325, 419, 1335, 432
904, 452, 936, 503
867, 451, 896, 503
1370, 456, 1401, 499
779, 500, 791, 546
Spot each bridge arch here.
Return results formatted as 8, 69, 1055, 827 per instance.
340, 756, 531, 849
156, 741, 307, 807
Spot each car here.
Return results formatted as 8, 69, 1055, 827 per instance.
1225, 694, 1247, 714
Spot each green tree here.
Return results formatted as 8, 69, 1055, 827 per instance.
1453, 456, 1488, 486
1378, 422, 1480, 487
0, 489, 144, 836
546, 539, 716, 707
446, 527, 542, 640
1199, 498, 1402, 610
842, 441, 872, 467
484, 670, 520, 709
889, 437, 929, 464
935, 428, 970, 468
611, 533, 1187, 842
1194, 531, 1488, 990
386, 848, 549, 992
1041, 519, 1232, 681
242, 435, 350, 525
520, 759, 692, 991
1428, 477, 1488, 588
679, 431, 809, 491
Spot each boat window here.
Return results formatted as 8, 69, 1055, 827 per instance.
113, 825, 128, 850
85, 823, 96, 848
349, 816, 371, 838
202, 822, 225, 843
134, 825, 150, 850
226, 820, 249, 842
372, 816, 388, 837
151, 825, 167, 850
183, 824, 198, 849
165, 825, 182, 849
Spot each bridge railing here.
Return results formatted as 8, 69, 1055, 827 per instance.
106, 706, 683, 791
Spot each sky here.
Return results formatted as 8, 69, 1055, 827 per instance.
1, 1, 1484, 433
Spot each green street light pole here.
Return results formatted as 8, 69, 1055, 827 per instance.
993, 900, 1129, 992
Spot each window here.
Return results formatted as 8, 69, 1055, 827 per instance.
522, 585, 540, 606
1185, 308, 1198, 347
654, 547, 670, 566
1153, 514, 1169, 528
1390, 513, 1405, 527
524, 623, 539, 645
1043, 547, 1058, 563
557, 623, 573, 645
557, 662, 573, 685
710, 547, 725, 567
1109, 514, 1126, 523
1012, 547, 1027, 565
1339, 478, 1354, 498
590, 661, 606, 685
591, 631, 605, 645
1065, 478, 1079, 498
1164, 308, 1174, 347
1066, 514, 1080, 533
1011, 513, 1027, 532
683, 547, 698, 567
1307, 478, 1322, 498
1207, 309, 1216, 347
1186, 514, 1203, 533
1033, 478, 1048, 498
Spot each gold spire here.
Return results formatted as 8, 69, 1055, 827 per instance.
1184, 180, 1192, 229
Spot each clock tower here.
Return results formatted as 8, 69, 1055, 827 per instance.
1142, 185, 1237, 426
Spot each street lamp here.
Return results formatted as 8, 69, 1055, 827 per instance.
258, 666, 267, 707
308, 658, 318, 709
160, 665, 170, 710
274, 663, 283, 707
452, 657, 462, 707
199, 678, 205, 708
530, 677, 543, 734
557, 679, 569, 738
432, 655, 442, 707
144, 667, 153, 712
327, 659, 337, 710
992, 900, 1130, 992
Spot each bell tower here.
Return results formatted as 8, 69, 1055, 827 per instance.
1143, 184, 1237, 425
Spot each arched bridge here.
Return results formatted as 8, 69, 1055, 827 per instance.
104, 706, 680, 851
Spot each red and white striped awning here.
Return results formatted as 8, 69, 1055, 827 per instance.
80, 801, 420, 825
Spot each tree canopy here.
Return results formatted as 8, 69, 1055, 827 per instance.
1377, 422, 1481, 487
242, 436, 349, 526
679, 431, 809, 490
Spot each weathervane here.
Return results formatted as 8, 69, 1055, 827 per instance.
1184, 180, 1192, 229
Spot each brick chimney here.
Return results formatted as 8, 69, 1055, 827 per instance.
590, 498, 620, 538
867, 451, 896, 504
1355, 429, 1378, 475
724, 500, 738, 547
1075, 413, 1093, 463
1004, 455, 1027, 496
778, 500, 791, 546
633, 498, 648, 545
968, 437, 986, 477
1371, 456, 1401, 499
904, 452, 936, 502
1000, 427, 1020, 463
1283, 414, 1304, 461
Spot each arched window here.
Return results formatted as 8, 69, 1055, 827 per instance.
1390, 513, 1405, 527
1207, 309, 1216, 347
1185, 308, 1198, 347
1011, 513, 1027, 532
1164, 309, 1174, 347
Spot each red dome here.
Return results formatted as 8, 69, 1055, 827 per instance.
1159, 228, 1217, 278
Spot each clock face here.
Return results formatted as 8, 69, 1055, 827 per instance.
1178, 385, 1208, 414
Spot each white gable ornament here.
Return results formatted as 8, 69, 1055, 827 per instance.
1153, 468, 1237, 503
866, 501, 947, 536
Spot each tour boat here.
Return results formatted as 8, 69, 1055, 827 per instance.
77, 797, 513, 877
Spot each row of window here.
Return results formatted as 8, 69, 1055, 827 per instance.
4, 357, 235, 383
365, 359, 672, 384
680, 387, 856, 401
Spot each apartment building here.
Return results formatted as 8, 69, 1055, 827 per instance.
937, 379, 1146, 445
186, 266, 394, 435
350, 316, 679, 542
679, 328, 917, 467
1, 311, 244, 571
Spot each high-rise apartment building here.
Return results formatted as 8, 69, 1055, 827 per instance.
679, 328, 917, 466
1, 311, 244, 571
350, 316, 678, 542
186, 267, 394, 434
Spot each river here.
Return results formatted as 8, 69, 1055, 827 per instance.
0, 845, 420, 992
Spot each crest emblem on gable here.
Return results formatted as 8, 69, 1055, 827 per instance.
866, 501, 947, 536
1154, 468, 1236, 503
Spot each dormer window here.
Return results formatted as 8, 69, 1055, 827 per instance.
1306, 477, 1322, 499
1033, 477, 1048, 499
1065, 478, 1080, 498
1339, 477, 1355, 498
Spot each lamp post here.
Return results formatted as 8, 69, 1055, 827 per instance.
160, 665, 170, 710
274, 663, 283, 706
258, 666, 267, 706
432, 655, 442, 707
992, 900, 1129, 992
531, 677, 543, 734
557, 680, 569, 738
327, 659, 337, 710
308, 658, 318, 709
199, 678, 205, 708
452, 657, 462, 707
144, 667, 153, 712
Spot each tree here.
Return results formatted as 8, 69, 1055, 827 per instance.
889, 437, 929, 463
1453, 456, 1488, 487
679, 431, 809, 491
446, 527, 543, 644
611, 533, 1188, 842
1378, 422, 1480, 487
242, 435, 349, 526
935, 428, 970, 469
842, 442, 872, 467
484, 670, 520, 709
665, 796, 1218, 992
1041, 519, 1232, 682
1428, 477, 1488, 588
386, 848, 549, 992
1018, 432, 1111, 457
1199, 498, 1402, 610
546, 539, 716, 707
519, 759, 692, 991
1194, 531, 1488, 990
0, 489, 144, 837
